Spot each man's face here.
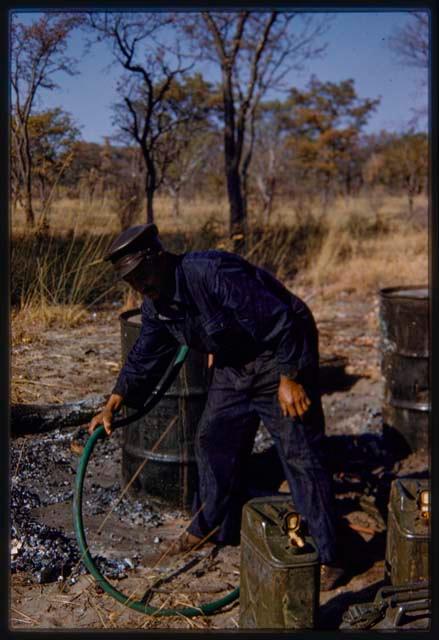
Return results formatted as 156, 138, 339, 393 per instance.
123, 257, 163, 300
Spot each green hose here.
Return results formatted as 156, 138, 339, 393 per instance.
73, 345, 240, 616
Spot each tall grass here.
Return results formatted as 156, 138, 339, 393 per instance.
305, 228, 428, 294
11, 191, 429, 333
11, 231, 117, 328
300, 199, 428, 293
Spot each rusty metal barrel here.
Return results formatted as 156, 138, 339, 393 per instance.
379, 286, 429, 452
119, 309, 208, 511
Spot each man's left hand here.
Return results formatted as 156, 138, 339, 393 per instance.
278, 375, 311, 418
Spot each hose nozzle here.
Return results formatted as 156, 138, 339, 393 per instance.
284, 512, 305, 548
418, 489, 430, 521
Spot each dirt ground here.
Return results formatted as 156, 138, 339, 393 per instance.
10, 285, 429, 631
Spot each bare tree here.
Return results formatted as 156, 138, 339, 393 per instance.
163, 135, 212, 218
159, 75, 217, 217
388, 12, 429, 126
10, 12, 83, 226
182, 12, 329, 249
88, 13, 209, 224
253, 100, 291, 223
100, 140, 145, 230
389, 12, 429, 71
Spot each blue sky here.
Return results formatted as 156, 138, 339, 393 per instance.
12, 10, 429, 143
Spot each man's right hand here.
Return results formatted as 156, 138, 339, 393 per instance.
88, 393, 124, 436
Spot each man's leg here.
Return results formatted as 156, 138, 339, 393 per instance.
188, 365, 260, 545
251, 364, 338, 565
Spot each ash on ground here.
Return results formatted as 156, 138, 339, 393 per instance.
10, 427, 171, 585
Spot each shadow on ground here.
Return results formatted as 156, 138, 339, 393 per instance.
319, 578, 386, 629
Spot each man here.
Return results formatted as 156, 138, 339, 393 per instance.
88, 223, 345, 590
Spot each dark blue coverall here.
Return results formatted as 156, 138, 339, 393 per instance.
113, 250, 337, 564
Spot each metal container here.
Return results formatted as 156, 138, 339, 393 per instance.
120, 309, 208, 511
318, 353, 348, 392
385, 478, 430, 585
379, 286, 430, 452
341, 582, 430, 630
239, 496, 319, 629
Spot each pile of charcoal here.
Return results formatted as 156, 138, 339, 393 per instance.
10, 482, 140, 584
10, 427, 165, 584
11, 429, 79, 503
85, 481, 164, 527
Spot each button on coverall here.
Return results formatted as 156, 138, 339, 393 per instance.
113, 250, 337, 563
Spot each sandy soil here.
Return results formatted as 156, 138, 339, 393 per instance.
10, 287, 429, 631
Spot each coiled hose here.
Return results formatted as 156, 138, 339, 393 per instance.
73, 345, 240, 616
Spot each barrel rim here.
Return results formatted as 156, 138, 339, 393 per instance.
379, 285, 429, 300
319, 354, 349, 368
119, 307, 142, 320
385, 399, 430, 412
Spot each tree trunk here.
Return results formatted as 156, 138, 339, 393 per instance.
227, 169, 246, 251
144, 159, 156, 224
167, 183, 181, 218
11, 394, 107, 435
222, 69, 246, 251
408, 192, 414, 215
241, 172, 248, 225
146, 189, 154, 224
173, 189, 181, 218
38, 176, 51, 230
24, 168, 35, 227
263, 177, 276, 224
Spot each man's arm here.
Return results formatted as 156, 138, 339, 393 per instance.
88, 301, 178, 436
111, 315, 178, 406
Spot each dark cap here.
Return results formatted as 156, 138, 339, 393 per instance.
104, 224, 163, 279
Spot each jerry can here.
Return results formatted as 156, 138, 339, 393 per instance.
385, 478, 430, 585
341, 582, 430, 631
239, 496, 320, 629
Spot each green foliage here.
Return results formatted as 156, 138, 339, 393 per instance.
362, 131, 428, 213
29, 108, 80, 194
380, 134, 428, 192
62, 141, 102, 192
11, 107, 81, 222
284, 76, 380, 202
13, 73, 427, 224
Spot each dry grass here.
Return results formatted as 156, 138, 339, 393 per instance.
11, 229, 117, 337
13, 303, 88, 333
300, 194, 428, 294
11, 191, 428, 236
12, 195, 230, 235
11, 191, 429, 331
304, 231, 428, 294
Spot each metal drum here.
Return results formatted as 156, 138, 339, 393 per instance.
379, 286, 429, 452
318, 353, 348, 392
119, 309, 208, 511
